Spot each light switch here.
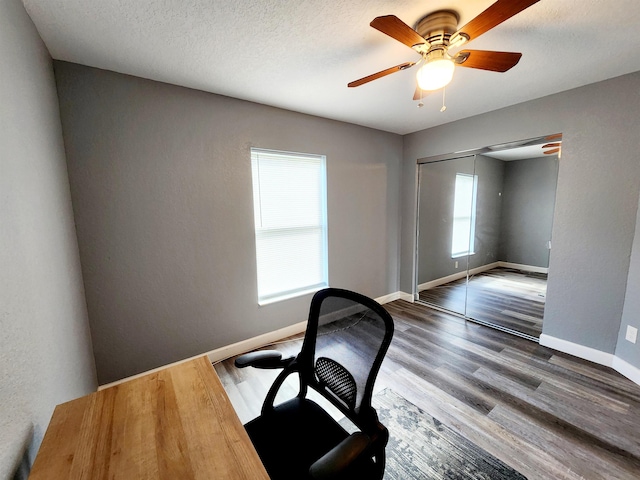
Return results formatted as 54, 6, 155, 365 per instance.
625, 325, 638, 344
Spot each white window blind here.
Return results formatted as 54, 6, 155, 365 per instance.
451, 173, 478, 258
251, 148, 328, 304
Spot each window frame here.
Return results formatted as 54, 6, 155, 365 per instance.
451, 173, 478, 259
250, 148, 329, 305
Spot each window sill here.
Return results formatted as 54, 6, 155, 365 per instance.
451, 252, 476, 259
258, 284, 327, 306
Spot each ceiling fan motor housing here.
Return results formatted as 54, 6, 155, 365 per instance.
414, 10, 459, 47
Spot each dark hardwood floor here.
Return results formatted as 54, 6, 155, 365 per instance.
215, 300, 640, 480
419, 267, 546, 338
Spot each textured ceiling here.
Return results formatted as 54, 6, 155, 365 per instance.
22, 0, 640, 134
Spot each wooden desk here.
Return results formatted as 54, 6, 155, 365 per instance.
29, 356, 269, 479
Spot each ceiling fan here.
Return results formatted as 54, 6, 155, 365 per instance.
348, 0, 540, 100
542, 133, 562, 155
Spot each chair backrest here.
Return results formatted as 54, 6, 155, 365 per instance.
298, 288, 394, 433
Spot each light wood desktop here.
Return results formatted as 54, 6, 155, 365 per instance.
29, 356, 268, 479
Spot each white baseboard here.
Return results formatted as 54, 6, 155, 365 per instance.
539, 334, 640, 387
418, 271, 467, 292
470, 262, 501, 277
498, 262, 549, 274
398, 291, 415, 302
418, 262, 499, 291
612, 356, 640, 385
539, 334, 615, 367
418, 261, 548, 292
206, 321, 307, 364
375, 291, 412, 304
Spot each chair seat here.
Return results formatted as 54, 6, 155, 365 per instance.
245, 397, 352, 479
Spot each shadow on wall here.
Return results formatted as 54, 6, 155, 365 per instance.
3, 421, 33, 480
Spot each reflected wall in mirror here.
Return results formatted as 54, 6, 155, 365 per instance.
415, 135, 561, 340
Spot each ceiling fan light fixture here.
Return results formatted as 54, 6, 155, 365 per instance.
416, 57, 455, 91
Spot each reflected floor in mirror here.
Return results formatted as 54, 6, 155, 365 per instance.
419, 267, 546, 338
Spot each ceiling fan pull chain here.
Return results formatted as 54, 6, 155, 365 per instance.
440, 87, 447, 112
418, 87, 424, 108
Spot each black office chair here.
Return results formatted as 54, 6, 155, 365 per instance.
234, 288, 395, 480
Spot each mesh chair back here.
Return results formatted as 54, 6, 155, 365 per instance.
299, 288, 394, 429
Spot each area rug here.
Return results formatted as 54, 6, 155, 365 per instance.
343, 389, 527, 479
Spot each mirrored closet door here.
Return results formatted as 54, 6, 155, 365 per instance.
415, 136, 560, 340
416, 155, 475, 316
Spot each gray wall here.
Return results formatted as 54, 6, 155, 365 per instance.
499, 156, 559, 267
417, 154, 504, 284
617, 194, 640, 368
0, 0, 97, 477
472, 155, 505, 270
54, 62, 403, 384
401, 72, 640, 359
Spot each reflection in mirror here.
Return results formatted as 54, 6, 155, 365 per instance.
415, 135, 561, 340
417, 156, 475, 316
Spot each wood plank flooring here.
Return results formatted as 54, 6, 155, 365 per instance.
215, 300, 640, 480
419, 267, 546, 338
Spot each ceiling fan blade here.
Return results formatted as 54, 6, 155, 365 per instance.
542, 142, 561, 148
413, 85, 431, 101
348, 62, 416, 87
451, 0, 540, 44
545, 133, 562, 141
544, 148, 561, 155
370, 15, 426, 49
454, 50, 522, 72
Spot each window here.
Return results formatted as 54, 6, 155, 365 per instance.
251, 148, 328, 305
451, 173, 478, 258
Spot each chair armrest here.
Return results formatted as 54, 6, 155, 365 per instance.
234, 350, 292, 369
309, 432, 371, 479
